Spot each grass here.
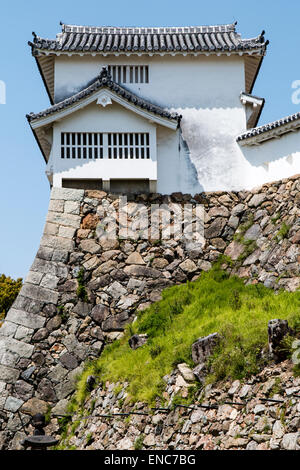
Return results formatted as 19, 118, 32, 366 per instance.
134, 434, 145, 450
274, 222, 291, 243
72, 263, 300, 407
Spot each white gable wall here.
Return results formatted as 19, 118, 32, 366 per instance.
48, 99, 191, 191
50, 101, 158, 187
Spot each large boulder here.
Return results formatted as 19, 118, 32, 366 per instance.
268, 319, 291, 361
192, 333, 220, 365
128, 334, 148, 350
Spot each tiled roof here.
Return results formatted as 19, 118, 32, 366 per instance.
237, 111, 300, 144
26, 67, 182, 124
29, 22, 268, 55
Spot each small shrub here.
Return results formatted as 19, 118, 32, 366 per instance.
57, 305, 67, 323
134, 434, 144, 450
76, 268, 88, 301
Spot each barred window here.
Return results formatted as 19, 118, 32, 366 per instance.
60, 132, 150, 159
107, 65, 149, 84
61, 132, 104, 159
108, 133, 150, 159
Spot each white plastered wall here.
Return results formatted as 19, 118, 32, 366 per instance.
238, 130, 300, 190
48, 100, 185, 191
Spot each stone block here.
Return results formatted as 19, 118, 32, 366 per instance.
52, 249, 69, 263
47, 211, 81, 229
177, 363, 196, 382
0, 365, 19, 384
51, 187, 84, 202
14, 326, 34, 342
20, 283, 58, 304
40, 274, 59, 290
64, 200, 81, 215
6, 309, 46, 330
43, 222, 59, 236
40, 235, 74, 251
102, 311, 129, 331
21, 397, 49, 416
4, 337, 34, 359
48, 199, 65, 212
124, 265, 160, 278
0, 350, 19, 367
0, 321, 18, 337
58, 226, 77, 239
36, 246, 54, 261
25, 271, 43, 286
31, 258, 68, 279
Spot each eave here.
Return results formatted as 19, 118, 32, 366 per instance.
240, 92, 265, 129
237, 113, 300, 146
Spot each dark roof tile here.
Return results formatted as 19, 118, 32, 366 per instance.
29, 23, 267, 55
237, 111, 300, 143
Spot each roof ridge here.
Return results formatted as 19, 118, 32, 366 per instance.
60, 22, 238, 35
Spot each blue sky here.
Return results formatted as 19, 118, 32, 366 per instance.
0, 0, 299, 279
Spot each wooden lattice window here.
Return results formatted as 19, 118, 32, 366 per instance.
61, 133, 104, 159
61, 132, 150, 159
107, 65, 149, 84
108, 133, 150, 159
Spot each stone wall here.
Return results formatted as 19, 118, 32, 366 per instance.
0, 174, 299, 449
58, 359, 300, 451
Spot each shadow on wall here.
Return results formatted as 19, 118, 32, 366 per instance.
180, 135, 204, 194
179, 107, 248, 192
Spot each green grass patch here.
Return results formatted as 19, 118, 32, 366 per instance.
73, 265, 300, 407
274, 222, 291, 243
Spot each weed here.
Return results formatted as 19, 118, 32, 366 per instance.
134, 434, 144, 450
271, 213, 281, 225
86, 432, 93, 446
234, 213, 254, 243
268, 377, 282, 397
76, 268, 88, 302
57, 305, 67, 323
274, 222, 291, 243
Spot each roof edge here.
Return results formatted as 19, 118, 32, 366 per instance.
237, 110, 300, 145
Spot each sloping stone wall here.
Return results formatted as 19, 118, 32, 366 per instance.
59, 359, 300, 451
0, 175, 299, 449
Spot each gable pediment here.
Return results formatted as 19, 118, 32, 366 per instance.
27, 68, 181, 131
